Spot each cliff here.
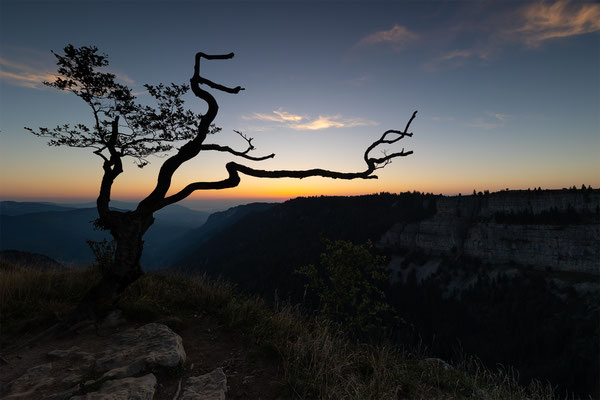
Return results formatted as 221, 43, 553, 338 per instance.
380, 189, 600, 275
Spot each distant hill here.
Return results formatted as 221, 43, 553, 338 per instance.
150, 202, 276, 268
0, 201, 77, 216
0, 201, 210, 267
0, 250, 63, 269
58, 201, 210, 229
0, 208, 109, 264
173, 193, 437, 295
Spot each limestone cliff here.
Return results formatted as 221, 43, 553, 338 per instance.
380, 189, 600, 275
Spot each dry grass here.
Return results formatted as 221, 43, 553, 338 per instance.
0, 261, 99, 340
1, 263, 558, 399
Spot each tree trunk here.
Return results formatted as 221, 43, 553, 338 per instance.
73, 211, 154, 322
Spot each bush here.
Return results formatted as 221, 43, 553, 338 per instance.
296, 240, 398, 339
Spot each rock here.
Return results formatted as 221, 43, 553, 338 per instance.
62, 373, 84, 385
5, 362, 55, 398
95, 323, 186, 377
48, 346, 95, 364
182, 368, 227, 400
4, 323, 184, 399
70, 373, 157, 400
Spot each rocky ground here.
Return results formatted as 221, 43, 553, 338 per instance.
0, 311, 285, 399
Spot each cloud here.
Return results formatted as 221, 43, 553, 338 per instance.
292, 115, 377, 131
356, 24, 419, 48
0, 57, 58, 89
115, 72, 136, 86
515, 0, 600, 47
424, 49, 475, 71
467, 112, 511, 130
421, 1, 598, 71
0, 56, 136, 90
273, 110, 304, 122
439, 50, 472, 62
493, 113, 507, 122
244, 109, 305, 123
243, 109, 378, 131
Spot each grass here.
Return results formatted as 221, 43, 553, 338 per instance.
0, 261, 558, 399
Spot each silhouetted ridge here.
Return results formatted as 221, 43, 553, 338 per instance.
0, 201, 77, 216
0, 250, 63, 269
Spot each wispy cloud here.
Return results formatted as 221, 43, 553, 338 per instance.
514, 0, 600, 47
244, 109, 377, 131
273, 109, 304, 122
424, 49, 475, 71
0, 57, 58, 89
493, 112, 507, 122
245, 109, 305, 123
0, 56, 137, 90
422, 1, 599, 71
115, 72, 136, 86
467, 112, 511, 130
292, 115, 377, 131
356, 24, 419, 49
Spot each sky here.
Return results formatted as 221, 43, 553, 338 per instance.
0, 0, 598, 211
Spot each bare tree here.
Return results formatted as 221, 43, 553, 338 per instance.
26, 45, 417, 319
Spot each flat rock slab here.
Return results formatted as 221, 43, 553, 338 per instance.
182, 368, 227, 400
4, 362, 55, 399
4, 323, 185, 399
96, 323, 186, 378
70, 373, 157, 400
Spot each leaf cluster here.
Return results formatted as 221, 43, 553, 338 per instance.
25, 45, 219, 167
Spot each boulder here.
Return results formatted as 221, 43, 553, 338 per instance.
95, 323, 186, 378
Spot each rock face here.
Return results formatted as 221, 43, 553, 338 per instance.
463, 223, 598, 273
3, 323, 187, 400
380, 190, 600, 275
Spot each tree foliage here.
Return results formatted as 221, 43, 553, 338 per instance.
25, 44, 220, 168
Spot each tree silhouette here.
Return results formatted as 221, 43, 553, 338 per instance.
26, 45, 417, 320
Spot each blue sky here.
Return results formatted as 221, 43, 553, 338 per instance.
0, 0, 598, 209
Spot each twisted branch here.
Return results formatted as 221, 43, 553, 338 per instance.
138, 52, 244, 212
200, 129, 275, 161
159, 111, 417, 208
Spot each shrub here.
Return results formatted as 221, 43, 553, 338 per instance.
296, 240, 398, 339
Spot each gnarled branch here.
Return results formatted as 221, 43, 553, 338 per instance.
200, 129, 275, 161
138, 52, 244, 212
159, 111, 417, 209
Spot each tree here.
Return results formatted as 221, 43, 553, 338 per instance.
26, 45, 417, 320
